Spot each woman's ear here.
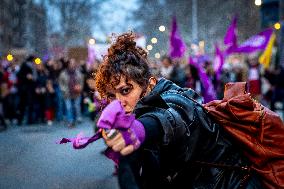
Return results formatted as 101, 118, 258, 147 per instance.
148, 77, 157, 91
142, 77, 157, 98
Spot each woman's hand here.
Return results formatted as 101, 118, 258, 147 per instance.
102, 129, 134, 156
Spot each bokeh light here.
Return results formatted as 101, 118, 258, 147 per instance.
159, 25, 166, 32
146, 45, 153, 51
255, 0, 261, 6
6, 54, 13, 62
151, 37, 158, 44
89, 38, 96, 45
274, 22, 281, 30
155, 53, 160, 59
34, 58, 42, 64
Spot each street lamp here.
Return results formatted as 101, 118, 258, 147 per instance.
151, 37, 158, 44
146, 45, 153, 51
255, 0, 261, 6
155, 53, 160, 59
89, 38, 95, 45
159, 25, 166, 32
6, 54, 13, 62
274, 22, 281, 30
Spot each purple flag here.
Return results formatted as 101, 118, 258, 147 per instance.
234, 28, 273, 54
189, 56, 216, 103
87, 44, 96, 65
224, 16, 237, 49
213, 44, 224, 81
169, 16, 186, 58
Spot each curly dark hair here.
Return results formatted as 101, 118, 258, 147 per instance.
95, 32, 151, 98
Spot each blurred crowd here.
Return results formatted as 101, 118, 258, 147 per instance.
0, 53, 284, 131
151, 54, 284, 117
0, 55, 102, 131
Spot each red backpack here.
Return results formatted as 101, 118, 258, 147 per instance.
203, 82, 284, 189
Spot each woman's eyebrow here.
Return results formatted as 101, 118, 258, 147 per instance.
114, 85, 126, 91
106, 92, 115, 96
115, 84, 132, 91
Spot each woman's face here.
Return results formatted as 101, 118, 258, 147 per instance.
105, 75, 156, 114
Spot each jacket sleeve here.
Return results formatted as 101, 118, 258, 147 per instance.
137, 107, 190, 146
138, 115, 163, 146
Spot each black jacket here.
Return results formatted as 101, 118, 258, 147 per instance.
118, 78, 262, 189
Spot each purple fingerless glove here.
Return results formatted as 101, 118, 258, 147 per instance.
57, 100, 145, 165
120, 120, 145, 150
97, 100, 145, 150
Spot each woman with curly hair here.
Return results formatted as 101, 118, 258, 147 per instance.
93, 32, 262, 189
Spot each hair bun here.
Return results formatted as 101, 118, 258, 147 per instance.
108, 32, 147, 60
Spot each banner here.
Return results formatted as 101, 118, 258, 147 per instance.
234, 28, 273, 54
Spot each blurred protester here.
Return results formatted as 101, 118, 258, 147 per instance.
2, 60, 19, 125
59, 56, 69, 70
246, 54, 262, 100
17, 55, 37, 125
0, 64, 7, 131
160, 56, 174, 80
217, 64, 232, 99
46, 59, 64, 121
204, 60, 217, 87
270, 65, 284, 117
34, 63, 48, 123
160, 56, 186, 87
59, 58, 83, 127
184, 64, 202, 94
45, 79, 56, 126
83, 72, 96, 119
170, 59, 187, 87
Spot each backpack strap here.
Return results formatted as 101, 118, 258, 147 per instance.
224, 82, 248, 101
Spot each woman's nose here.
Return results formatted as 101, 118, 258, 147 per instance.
116, 95, 127, 107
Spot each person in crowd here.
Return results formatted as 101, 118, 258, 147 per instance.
59, 58, 83, 127
246, 53, 262, 100
204, 60, 216, 86
269, 65, 284, 118
94, 32, 262, 188
34, 63, 48, 123
0, 63, 7, 131
160, 56, 187, 87
45, 79, 56, 126
46, 59, 64, 121
217, 63, 232, 99
2, 60, 19, 125
17, 55, 37, 125
160, 56, 174, 80
184, 64, 202, 94
170, 58, 187, 87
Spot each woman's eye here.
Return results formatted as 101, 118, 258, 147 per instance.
107, 94, 115, 100
121, 88, 130, 95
